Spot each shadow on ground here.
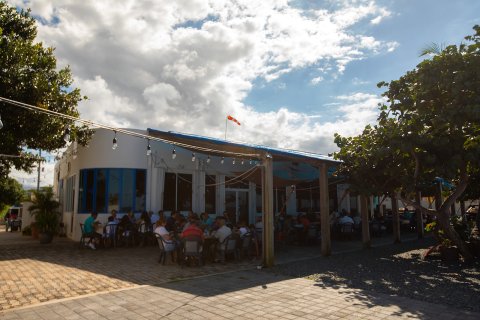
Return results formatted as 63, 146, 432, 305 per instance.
271, 237, 480, 315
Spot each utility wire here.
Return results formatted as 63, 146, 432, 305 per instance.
0, 96, 262, 159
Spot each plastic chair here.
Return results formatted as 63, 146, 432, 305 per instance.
181, 236, 204, 267
340, 223, 355, 240
79, 223, 93, 248
240, 233, 253, 260
103, 223, 118, 248
220, 235, 238, 263
155, 234, 176, 265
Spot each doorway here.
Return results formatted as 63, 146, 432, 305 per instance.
225, 189, 249, 225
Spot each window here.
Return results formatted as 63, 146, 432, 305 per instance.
78, 168, 146, 214
96, 169, 107, 213
65, 175, 76, 212
163, 172, 192, 211
274, 187, 286, 214
205, 175, 216, 214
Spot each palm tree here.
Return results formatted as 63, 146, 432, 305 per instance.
29, 187, 60, 237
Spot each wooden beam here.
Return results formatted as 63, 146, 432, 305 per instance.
361, 195, 371, 248
262, 153, 275, 267
319, 163, 331, 256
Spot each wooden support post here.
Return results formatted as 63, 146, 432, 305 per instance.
415, 191, 424, 239
391, 193, 401, 244
262, 153, 274, 267
319, 163, 331, 256
361, 195, 371, 248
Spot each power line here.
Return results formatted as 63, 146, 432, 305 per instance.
0, 96, 263, 159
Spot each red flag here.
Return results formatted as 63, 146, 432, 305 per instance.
227, 115, 241, 126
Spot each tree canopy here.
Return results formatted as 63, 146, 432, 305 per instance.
334, 25, 480, 260
0, 176, 24, 208
0, 1, 90, 178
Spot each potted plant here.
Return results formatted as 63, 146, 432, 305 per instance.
28, 187, 61, 244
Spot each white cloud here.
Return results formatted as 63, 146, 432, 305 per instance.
7, 0, 396, 184
311, 76, 324, 85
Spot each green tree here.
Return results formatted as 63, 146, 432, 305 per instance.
0, 1, 90, 178
28, 187, 60, 234
335, 25, 480, 260
0, 177, 24, 209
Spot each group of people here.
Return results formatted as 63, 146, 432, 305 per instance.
153, 211, 255, 263
83, 210, 155, 249
82, 210, 258, 261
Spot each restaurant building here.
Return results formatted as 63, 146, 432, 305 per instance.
54, 128, 340, 262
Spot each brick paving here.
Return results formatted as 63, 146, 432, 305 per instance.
0, 226, 258, 311
2, 269, 479, 320
2, 225, 478, 319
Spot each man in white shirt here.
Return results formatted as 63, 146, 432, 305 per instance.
214, 217, 232, 249
339, 213, 354, 225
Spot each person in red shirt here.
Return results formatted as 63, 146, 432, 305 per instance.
181, 219, 204, 240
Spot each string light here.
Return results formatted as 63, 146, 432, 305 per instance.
232, 158, 235, 165
146, 140, 152, 156
191, 152, 196, 162
241, 159, 244, 165
249, 159, 252, 165
221, 157, 224, 164
0, 114, 3, 130
112, 131, 118, 150
206, 155, 211, 163
172, 148, 177, 159
0, 96, 261, 159
63, 127, 70, 143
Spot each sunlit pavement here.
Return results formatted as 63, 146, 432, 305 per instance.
1, 225, 478, 319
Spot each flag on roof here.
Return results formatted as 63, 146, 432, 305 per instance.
227, 115, 241, 126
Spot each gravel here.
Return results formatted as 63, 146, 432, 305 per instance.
270, 238, 480, 312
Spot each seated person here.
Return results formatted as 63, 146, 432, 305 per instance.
154, 219, 177, 252
237, 221, 249, 238
109, 209, 120, 224
200, 212, 214, 229
84, 212, 102, 249
214, 216, 232, 248
181, 219, 204, 240
339, 212, 354, 225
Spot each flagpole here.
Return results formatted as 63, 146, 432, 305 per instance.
225, 117, 228, 140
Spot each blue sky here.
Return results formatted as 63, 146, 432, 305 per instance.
7, 0, 480, 187
245, 0, 480, 120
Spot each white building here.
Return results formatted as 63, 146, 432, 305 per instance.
54, 128, 338, 243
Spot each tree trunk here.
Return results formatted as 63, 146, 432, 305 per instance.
436, 211, 473, 261
415, 191, 424, 239
460, 201, 466, 222
391, 193, 401, 244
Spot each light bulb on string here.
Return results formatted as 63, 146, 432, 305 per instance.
241, 159, 244, 165
172, 148, 177, 159
191, 153, 196, 162
249, 159, 252, 165
0, 114, 3, 130
232, 158, 235, 165
221, 157, 224, 164
63, 127, 70, 143
146, 140, 152, 156
206, 156, 211, 163
112, 131, 118, 150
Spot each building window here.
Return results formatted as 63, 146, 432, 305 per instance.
205, 175, 216, 214
78, 168, 146, 214
163, 172, 192, 211
65, 175, 76, 212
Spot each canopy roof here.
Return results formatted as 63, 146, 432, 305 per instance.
148, 128, 340, 186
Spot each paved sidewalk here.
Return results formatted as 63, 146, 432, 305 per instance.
2, 269, 479, 320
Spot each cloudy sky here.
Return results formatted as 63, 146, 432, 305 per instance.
8, 0, 480, 187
